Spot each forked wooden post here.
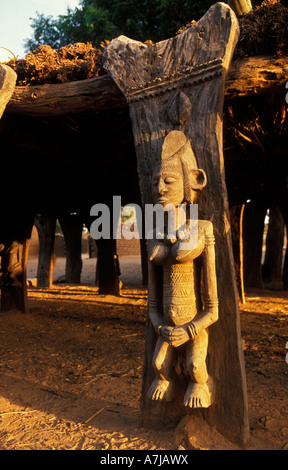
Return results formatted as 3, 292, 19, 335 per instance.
0, 64, 33, 314
0, 239, 31, 313
228, 0, 252, 16
0, 64, 16, 118
104, 3, 249, 445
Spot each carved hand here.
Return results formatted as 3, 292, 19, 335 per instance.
170, 326, 191, 347
161, 325, 191, 347
160, 326, 174, 343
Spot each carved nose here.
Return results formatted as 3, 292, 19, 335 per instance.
158, 181, 167, 195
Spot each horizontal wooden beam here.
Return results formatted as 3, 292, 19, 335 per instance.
6, 74, 127, 116
5, 55, 288, 116
225, 55, 288, 100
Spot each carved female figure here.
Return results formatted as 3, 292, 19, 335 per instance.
0, 241, 23, 288
147, 130, 219, 408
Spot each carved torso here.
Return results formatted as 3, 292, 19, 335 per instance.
148, 221, 210, 326
163, 262, 200, 326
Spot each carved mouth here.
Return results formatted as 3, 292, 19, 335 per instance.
157, 197, 168, 204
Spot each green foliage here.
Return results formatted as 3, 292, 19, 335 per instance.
24, 8, 88, 51
24, 0, 216, 52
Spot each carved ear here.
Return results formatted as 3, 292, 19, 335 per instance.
190, 169, 207, 191
181, 161, 207, 203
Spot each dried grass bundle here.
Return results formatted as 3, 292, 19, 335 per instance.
7, 42, 108, 86
235, 0, 288, 58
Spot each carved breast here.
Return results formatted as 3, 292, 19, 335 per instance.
148, 225, 206, 326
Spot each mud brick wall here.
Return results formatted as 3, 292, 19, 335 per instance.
116, 224, 141, 257
117, 237, 141, 257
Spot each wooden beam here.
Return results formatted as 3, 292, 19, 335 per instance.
4, 55, 288, 116
6, 74, 127, 116
225, 55, 288, 100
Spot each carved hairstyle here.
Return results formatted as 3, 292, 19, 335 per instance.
160, 131, 207, 204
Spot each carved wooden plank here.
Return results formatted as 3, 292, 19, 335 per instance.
0, 64, 17, 118
104, 2, 249, 446
3, 56, 287, 116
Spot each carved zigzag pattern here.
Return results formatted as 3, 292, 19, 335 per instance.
164, 286, 193, 298
169, 273, 193, 284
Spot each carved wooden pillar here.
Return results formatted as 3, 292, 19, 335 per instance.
104, 3, 249, 445
0, 65, 17, 118
0, 64, 30, 313
0, 239, 31, 313
0, 209, 34, 314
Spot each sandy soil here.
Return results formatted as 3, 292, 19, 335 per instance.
0, 255, 287, 451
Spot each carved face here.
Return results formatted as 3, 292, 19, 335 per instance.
152, 163, 184, 207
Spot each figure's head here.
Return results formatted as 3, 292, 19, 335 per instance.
152, 131, 206, 207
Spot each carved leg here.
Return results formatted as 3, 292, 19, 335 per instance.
148, 337, 175, 402
185, 329, 213, 408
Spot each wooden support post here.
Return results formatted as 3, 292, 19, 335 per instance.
138, 208, 148, 286
104, 3, 249, 445
59, 214, 83, 284
0, 64, 17, 118
0, 239, 30, 313
0, 65, 25, 312
96, 238, 120, 295
230, 204, 245, 303
228, 0, 253, 16
283, 247, 288, 291
35, 215, 56, 288
0, 212, 33, 314
243, 201, 267, 290
140, 237, 148, 287
278, 201, 288, 291
262, 205, 285, 285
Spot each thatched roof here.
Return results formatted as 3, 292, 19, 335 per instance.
6, 42, 107, 86
234, 0, 288, 59
5, 1, 288, 87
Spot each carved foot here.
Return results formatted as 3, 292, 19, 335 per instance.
148, 378, 174, 402
0, 274, 22, 288
184, 382, 212, 408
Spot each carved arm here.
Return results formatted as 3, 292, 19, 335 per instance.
187, 222, 219, 337
147, 257, 164, 335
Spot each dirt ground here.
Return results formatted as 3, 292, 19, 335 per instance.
0, 255, 287, 451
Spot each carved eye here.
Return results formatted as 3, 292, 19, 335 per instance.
164, 177, 177, 184
153, 178, 159, 186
